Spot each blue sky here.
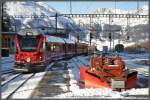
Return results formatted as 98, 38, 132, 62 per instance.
47, 1, 148, 13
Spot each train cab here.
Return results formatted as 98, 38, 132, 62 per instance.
14, 29, 45, 72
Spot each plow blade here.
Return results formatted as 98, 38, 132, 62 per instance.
80, 66, 138, 90
125, 70, 138, 89
80, 66, 111, 89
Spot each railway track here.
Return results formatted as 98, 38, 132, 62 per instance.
1, 73, 22, 86
72, 58, 81, 69
1, 69, 15, 75
71, 56, 90, 71
1, 73, 35, 99
2, 60, 14, 64
75, 57, 90, 67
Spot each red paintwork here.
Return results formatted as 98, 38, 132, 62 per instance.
80, 56, 138, 91
15, 35, 44, 65
80, 66, 111, 89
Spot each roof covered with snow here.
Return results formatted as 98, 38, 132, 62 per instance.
46, 35, 76, 44
46, 35, 65, 43
18, 28, 43, 36
63, 38, 75, 44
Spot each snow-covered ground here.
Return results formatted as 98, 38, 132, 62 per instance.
2, 74, 33, 99
119, 52, 149, 76
1, 55, 14, 63
1, 72, 46, 99
1, 56, 52, 99
1, 53, 149, 99
56, 54, 149, 98
1, 55, 14, 72
56, 57, 122, 98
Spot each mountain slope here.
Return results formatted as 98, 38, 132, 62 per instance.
5, 1, 79, 34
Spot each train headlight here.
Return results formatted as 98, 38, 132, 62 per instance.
27, 58, 30, 62
40, 56, 42, 59
39, 56, 43, 61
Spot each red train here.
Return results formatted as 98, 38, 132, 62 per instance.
14, 29, 94, 72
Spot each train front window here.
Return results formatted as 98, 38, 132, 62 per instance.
20, 36, 39, 52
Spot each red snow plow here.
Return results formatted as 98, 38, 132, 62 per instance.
80, 53, 138, 91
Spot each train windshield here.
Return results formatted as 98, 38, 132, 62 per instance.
20, 36, 39, 52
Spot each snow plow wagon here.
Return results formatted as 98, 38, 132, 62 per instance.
80, 53, 138, 91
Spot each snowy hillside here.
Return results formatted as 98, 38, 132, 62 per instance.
5, 1, 79, 34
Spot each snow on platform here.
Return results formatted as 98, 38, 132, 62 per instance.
1, 53, 148, 99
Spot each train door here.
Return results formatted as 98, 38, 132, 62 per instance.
40, 37, 46, 64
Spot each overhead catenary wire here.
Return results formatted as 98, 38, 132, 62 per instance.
112, 0, 117, 51
135, 0, 140, 52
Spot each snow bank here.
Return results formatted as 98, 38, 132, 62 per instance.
121, 88, 149, 96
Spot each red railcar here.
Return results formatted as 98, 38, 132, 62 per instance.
14, 29, 91, 72
14, 29, 46, 72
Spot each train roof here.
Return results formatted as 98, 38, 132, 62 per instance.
46, 35, 75, 44
79, 40, 89, 45
63, 38, 75, 44
18, 29, 43, 36
46, 35, 65, 43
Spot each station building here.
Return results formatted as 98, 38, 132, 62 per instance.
2, 32, 16, 54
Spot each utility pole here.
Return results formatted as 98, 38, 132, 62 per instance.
2, 1, 4, 32
118, 30, 121, 44
109, 15, 112, 51
0, 1, 4, 64
55, 13, 57, 33
90, 16, 92, 47
112, 31, 114, 51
